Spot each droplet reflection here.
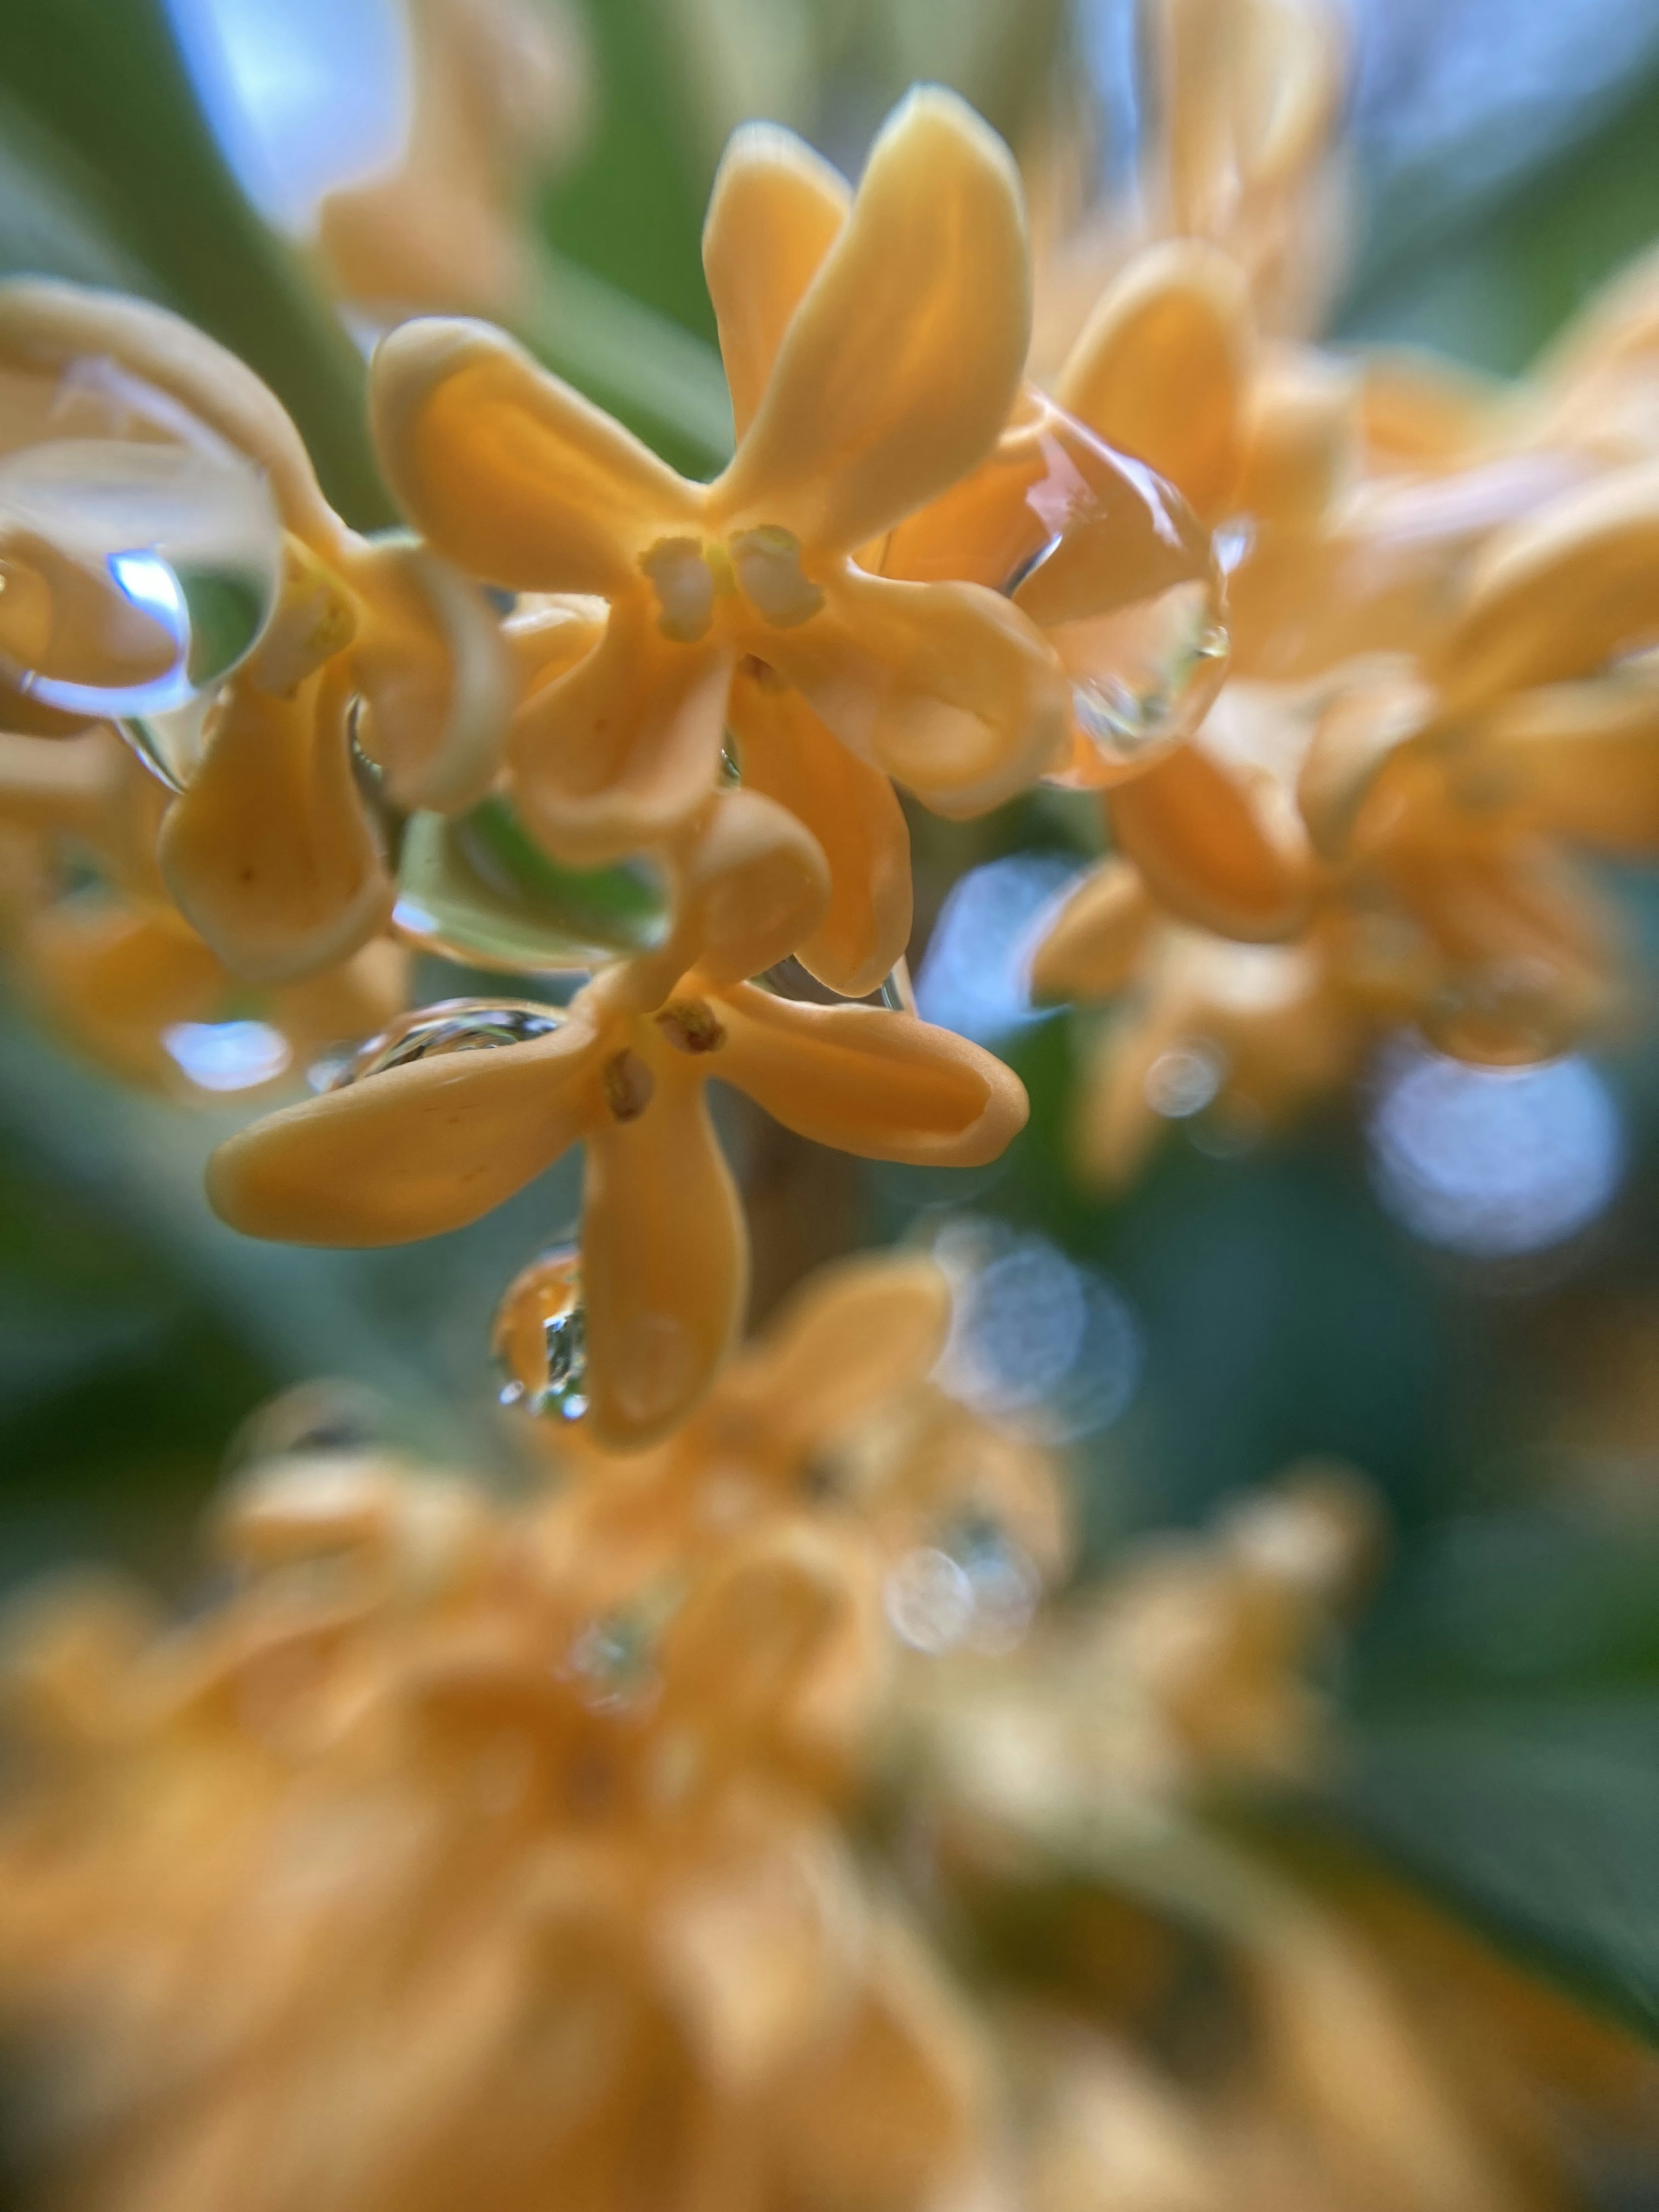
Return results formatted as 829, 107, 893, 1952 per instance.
493, 1246, 588, 1422
162, 1018, 291, 1093
1368, 1040, 1623, 1259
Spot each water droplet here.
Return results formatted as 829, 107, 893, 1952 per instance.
566, 1608, 653, 1710
118, 688, 218, 793
948, 1520, 1041, 1655
1144, 1042, 1225, 1119
393, 793, 670, 974
493, 1245, 587, 1421
879, 389, 1229, 785
325, 998, 563, 1089
1420, 956, 1579, 1068
885, 1548, 975, 1655
0, 359, 282, 718
756, 953, 916, 1011
162, 1017, 291, 1092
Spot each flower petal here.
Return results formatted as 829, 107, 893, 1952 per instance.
207, 1006, 606, 1245
158, 673, 393, 983
509, 598, 733, 866
1057, 240, 1251, 520
581, 1062, 746, 1446
673, 786, 830, 995
25, 902, 223, 1090
730, 1252, 952, 1454
702, 124, 850, 447
1482, 673, 1659, 853
715, 982, 1027, 1166
1029, 857, 1153, 1004
0, 279, 348, 557
1297, 665, 1434, 861
1110, 742, 1315, 942
1435, 458, 1659, 715
731, 673, 910, 996
370, 317, 699, 594
350, 540, 521, 815
713, 88, 1030, 554
762, 566, 1066, 817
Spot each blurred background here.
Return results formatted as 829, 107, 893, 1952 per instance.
3, 0, 1659, 2084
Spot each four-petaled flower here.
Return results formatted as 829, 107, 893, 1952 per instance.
368, 88, 1068, 995
209, 792, 1027, 1447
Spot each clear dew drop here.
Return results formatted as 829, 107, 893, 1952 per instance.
0, 361, 283, 718
1420, 955, 1581, 1069
393, 793, 671, 975
492, 1245, 588, 1423
884, 1520, 1040, 1658
878, 388, 1229, 786
325, 998, 563, 1089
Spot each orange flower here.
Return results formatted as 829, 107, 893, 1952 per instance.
368, 88, 1067, 993
0, 280, 595, 983
207, 795, 1027, 1445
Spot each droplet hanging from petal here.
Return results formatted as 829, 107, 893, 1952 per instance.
324, 998, 563, 1089
493, 1244, 588, 1421
392, 792, 671, 974
0, 359, 283, 719
879, 389, 1229, 786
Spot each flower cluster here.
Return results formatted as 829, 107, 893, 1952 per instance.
0, 1252, 1068, 2212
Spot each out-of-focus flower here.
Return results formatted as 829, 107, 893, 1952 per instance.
0, 280, 594, 984
0, 1468, 994, 2212
317, 0, 592, 322
0, 726, 407, 1098
0, 1245, 1069, 2212
207, 795, 1027, 1446
370, 86, 1066, 992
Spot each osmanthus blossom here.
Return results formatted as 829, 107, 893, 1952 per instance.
0, 726, 407, 1098
368, 86, 1069, 996
0, 280, 597, 984
208, 791, 1028, 1448
530, 1249, 1069, 1638
0, 1422, 998, 2212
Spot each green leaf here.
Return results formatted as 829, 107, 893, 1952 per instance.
1300, 1509, 1659, 2045
0, 0, 392, 528
1326, 1701, 1659, 2046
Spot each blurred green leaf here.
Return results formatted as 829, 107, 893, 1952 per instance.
1326, 1702, 1659, 2046
0, 0, 392, 527
1287, 1509, 1659, 2046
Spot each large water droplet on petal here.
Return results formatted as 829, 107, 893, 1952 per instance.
878, 389, 1229, 786
393, 792, 671, 974
323, 998, 563, 1088
493, 1244, 587, 1422
0, 360, 283, 718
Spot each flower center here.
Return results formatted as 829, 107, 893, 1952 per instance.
641, 528, 823, 644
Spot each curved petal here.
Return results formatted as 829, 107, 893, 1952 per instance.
509, 598, 732, 866
1110, 743, 1315, 942
731, 674, 910, 996
581, 1062, 746, 1447
158, 673, 393, 983
713, 88, 1030, 554
25, 902, 224, 1089
0, 279, 348, 558
207, 1007, 606, 1245
350, 540, 520, 814
763, 566, 1066, 817
1029, 856, 1153, 1004
1297, 666, 1434, 861
733, 1252, 952, 1452
715, 982, 1027, 1166
1057, 240, 1251, 520
1482, 673, 1659, 853
702, 125, 850, 447
1233, 349, 1358, 530
1436, 458, 1659, 715
674, 787, 830, 994
369, 318, 699, 594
